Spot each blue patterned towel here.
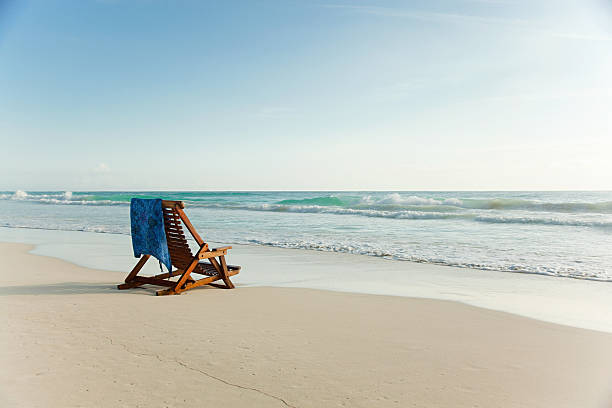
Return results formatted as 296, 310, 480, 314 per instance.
130, 198, 172, 271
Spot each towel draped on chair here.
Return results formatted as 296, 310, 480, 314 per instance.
130, 198, 172, 271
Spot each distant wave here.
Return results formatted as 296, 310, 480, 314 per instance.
475, 215, 612, 228
460, 198, 612, 214
2, 192, 612, 226
12, 190, 28, 200
251, 204, 470, 220
277, 196, 346, 206
0, 223, 127, 235
275, 193, 612, 214
256, 206, 611, 228
0, 191, 127, 206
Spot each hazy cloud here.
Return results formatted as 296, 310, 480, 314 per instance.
322, 4, 612, 42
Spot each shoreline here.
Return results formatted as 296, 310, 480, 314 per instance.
1, 226, 612, 333
1, 242, 611, 407
2, 191, 610, 284
5, 224, 612, 283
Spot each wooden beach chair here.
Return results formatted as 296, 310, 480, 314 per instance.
118, 200, 240, 295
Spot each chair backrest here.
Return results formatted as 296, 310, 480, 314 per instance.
161, 201, 204, 271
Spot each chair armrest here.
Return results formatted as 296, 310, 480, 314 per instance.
211, 246, 232, 252
198, 248, 229, 259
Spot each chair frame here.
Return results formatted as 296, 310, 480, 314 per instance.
118, 200, 239, 296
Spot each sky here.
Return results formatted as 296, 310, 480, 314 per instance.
0, 0, 611, 191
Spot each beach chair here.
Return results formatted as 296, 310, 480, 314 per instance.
118, 200, 240, 295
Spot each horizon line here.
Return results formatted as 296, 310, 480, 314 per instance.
4, 189, 612, 193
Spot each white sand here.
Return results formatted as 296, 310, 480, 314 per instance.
1, 242, 612, 407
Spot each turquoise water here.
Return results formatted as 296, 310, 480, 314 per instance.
1, 190, 611, 281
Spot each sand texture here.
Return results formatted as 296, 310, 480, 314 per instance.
1, 243, 611, 407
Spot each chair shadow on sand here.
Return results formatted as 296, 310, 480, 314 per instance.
0, 282, 156, 296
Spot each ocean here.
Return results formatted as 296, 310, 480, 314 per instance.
1, 190, 610, 281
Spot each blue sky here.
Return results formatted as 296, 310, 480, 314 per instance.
1, 0, 611, 190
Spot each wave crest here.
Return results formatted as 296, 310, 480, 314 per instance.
2, 192, 611, 228
12, 190, 28, 200
274, 194, 612, 214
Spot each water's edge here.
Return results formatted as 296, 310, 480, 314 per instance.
1, 191, 611, 281
1, 227, 611, 334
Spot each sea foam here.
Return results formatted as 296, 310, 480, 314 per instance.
1, 190, 611, 281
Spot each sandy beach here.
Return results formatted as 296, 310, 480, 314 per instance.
1, 242, 611, 407
3, 0, 612, 406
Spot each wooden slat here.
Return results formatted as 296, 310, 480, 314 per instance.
198, 249, 228, 259
170, 257, 192, 266
161, 200, 185, 209
167, 243, 191, 251
183, 274, 223, 290
167, 240, 189, 246
167, 245, 190, 253
193, 263, 218, 276
163, 207, 195, 273
163, 217, 181, 224
167, 240, 188, 246
169, 254, 192, 263
167, 235, 185, 241
157, 273, 224, 294
167, 236, 188, 243
167, 245, 189, 251
118, 269, 183, 289
192, 264, 240, 277
167, 239, 187, 244
133, 276, 176, 287
167, 245, 191, 253
166, 233, 187, 240
168, 252, 191, 260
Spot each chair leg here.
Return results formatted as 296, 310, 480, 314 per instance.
208, 256, 235, 289
170, 258, 200, 295
218, 255, 235, 289
124, 254, 238, 295
118, 255, 150, 289
118, 269, 183, 290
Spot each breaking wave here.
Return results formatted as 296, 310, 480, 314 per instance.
274, 193, 612, 214
1, 191, 611, 229
1, 190, 611, 282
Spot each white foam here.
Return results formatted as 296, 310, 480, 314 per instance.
475, 214, 612, 228
12, 190, 28, 200
378, 193, 440, 206
442, 198, 464, 206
